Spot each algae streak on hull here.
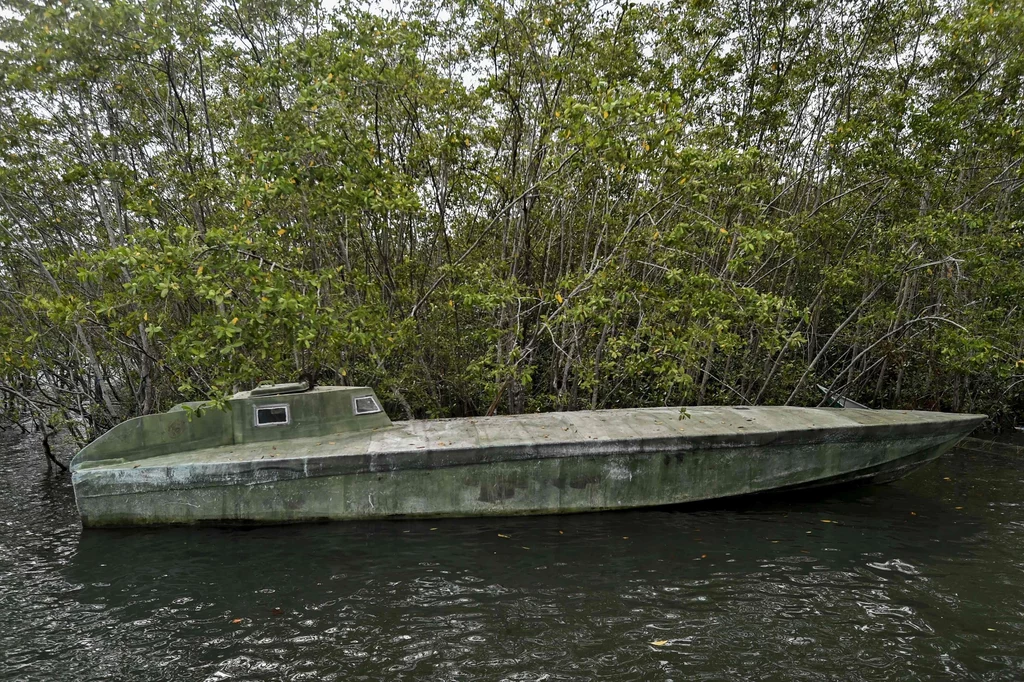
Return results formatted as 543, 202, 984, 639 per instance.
69, 387, 985, 527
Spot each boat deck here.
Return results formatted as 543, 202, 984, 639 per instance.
76, 406, 983, 474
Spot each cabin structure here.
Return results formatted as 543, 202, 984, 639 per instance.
71, 384, 390, 469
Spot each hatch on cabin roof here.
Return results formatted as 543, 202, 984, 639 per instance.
249, 381, 310, 397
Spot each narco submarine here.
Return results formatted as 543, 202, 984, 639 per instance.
69, 383, 985, 527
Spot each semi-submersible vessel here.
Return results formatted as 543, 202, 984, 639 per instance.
69, 383, 985, 527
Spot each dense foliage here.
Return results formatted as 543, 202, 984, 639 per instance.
1, 0, 1022, 451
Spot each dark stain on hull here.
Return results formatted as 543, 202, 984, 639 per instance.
479, 482, 517, 503
551, 472, 602, 490
569, 473, 601, 489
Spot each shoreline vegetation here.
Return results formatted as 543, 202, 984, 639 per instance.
0, 0, 1021, 462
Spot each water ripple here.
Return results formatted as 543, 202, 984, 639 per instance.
2, 435, 1024, 680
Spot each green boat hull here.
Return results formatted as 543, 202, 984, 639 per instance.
71, 396, 982, 527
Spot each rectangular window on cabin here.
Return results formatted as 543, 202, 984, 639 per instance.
255, 404, 290, 426
353, 395, 382, 415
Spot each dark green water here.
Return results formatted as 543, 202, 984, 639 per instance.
3, 434, 1024, 681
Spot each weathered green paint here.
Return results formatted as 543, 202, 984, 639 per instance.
71, 407, 235, 469
70, 390, 985, 528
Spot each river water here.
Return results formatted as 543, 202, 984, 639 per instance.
2, 434, 1023, 681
